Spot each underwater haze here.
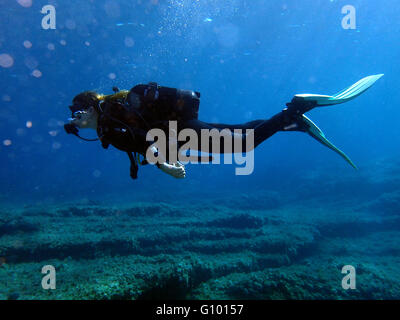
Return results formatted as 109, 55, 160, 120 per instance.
1, 0, 400, 300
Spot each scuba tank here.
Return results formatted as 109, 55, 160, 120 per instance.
127, 82, 201, 123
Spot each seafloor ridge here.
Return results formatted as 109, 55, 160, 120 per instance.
1, 159, 400, 300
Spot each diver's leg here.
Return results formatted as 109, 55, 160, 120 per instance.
180, 115, 358, 168
206, 120, 265, 130
178, 115, 290, 154
176, 75, 382, 167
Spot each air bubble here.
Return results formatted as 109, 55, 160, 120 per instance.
65, 20, 76, 30
17, 0, 32, 8
24, 56, 38, 69
0, 54, 14, 68
32, 69, 42, 78
23, 40, 32, 48
124, 37, 135, 47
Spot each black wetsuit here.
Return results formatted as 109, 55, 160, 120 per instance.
178, 115, 287, 154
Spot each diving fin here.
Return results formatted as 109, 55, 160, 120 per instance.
284, 74, 383, 168
293, 74, 384, 107
295, 115, 358, 169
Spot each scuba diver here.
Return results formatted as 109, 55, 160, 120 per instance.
65, 74, 383, 180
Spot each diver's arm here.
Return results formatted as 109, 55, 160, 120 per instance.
147, 145, 186, 179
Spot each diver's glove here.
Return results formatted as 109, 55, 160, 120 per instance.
159, 162, 186, 179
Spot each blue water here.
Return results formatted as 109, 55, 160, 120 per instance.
1, 0, 399, 300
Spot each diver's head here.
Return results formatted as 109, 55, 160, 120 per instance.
69, 107, 98, 129
72, 91, 101, 110
69, 91, 101, 129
